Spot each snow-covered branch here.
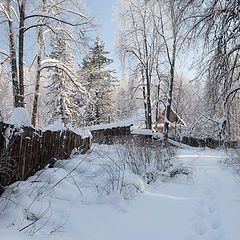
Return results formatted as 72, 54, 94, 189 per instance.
223, 85, 240, 108
40, 64, 86, 94
126, 50, 147, 69
56, 6, 90, 21
23, 23, 56, 34
24, 14, 87, 27
218, 85, 240, 137
0, 49, 10, 58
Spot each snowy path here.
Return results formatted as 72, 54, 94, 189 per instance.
177, 149, 240, 240
1, 148, 240, 240
69, 148, 240, 240
44, 148, 240, 240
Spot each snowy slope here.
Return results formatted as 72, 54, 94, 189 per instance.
0, 147, 240, 240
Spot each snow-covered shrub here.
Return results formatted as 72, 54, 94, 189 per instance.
0, 167, 75, 235
80, 140, 188, 198
116, 140, 177, 184
87, 147, 145, 199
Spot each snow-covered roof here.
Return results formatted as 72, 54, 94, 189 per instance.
85, 108, 146, 131
130, 128, 153, 135
86, 119, 134, 131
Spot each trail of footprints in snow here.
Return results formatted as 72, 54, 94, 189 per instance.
188, 188, 227, 240
192, 188, 227, 240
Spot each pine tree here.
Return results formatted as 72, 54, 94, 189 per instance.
47, 30, 85, 126
81, 37, 117, 126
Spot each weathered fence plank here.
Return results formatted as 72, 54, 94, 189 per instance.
0, 122, 91, 195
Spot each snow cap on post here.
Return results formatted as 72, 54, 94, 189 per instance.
6, 107, 32, 128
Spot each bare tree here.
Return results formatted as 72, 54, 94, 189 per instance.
116, 0, 163, 129
186, 0, 240, 139
31, 0, 46, 126
151, 0, 189, 140
0, 1, 20, 107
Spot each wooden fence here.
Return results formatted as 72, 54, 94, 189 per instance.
90, 124, 238, 149
91, 125, 133, 144
178, 136, 238, 149
0, 122, 91, 195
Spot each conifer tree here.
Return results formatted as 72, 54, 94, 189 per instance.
81, 37, 117, 126
47, 31, 85, 126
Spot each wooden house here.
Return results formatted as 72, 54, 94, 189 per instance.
153, 108, 186, 132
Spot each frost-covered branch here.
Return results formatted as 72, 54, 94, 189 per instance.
0, 49, 10, 58
24, 13, 88, 27
40, 64, 86, 94
23, 23, 56, 33
218, 85, 240, 137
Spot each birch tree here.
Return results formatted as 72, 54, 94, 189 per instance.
31, 0, 46, 126
0, 1, 20, 107
0, 0, 93, 125
116, 0, 162, 129
152, 0, 189, 139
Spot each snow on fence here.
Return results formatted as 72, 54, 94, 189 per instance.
89, 122, 238, 149
0, 122, 91, 195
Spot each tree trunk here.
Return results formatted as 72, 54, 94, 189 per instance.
141, 70, 148, 129
163, 39, 176, 140
155, 76, 161, 132
143, 19, 152, 130
7, 0, 19, 107
18, 0, 26, 107
145, 71, 152, 130
95, 92, 100, 124
32, 0, 46, 126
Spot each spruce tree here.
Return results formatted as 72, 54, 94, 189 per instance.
47, 30, 85, 126
81, 37, 117, 126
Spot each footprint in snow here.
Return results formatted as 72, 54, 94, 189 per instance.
195, 206, 207, 218
194, 220, 207, 236
208, 203, 216, 214
210, 214, 221, 230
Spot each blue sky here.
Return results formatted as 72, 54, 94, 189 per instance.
84, 0, 121, 76
83, 1, 196, 80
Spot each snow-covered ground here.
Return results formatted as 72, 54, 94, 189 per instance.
0, 146, 240, 240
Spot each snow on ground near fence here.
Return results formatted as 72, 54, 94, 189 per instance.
0, 146, 240, 240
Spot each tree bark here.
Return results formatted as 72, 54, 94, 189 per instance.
163, 38, 176, 140
141, 70, 148, 129
145, 72, 152, 130
155, 76, 161, 132
18, 0, 26, 107
7, 0, 19, 107
143, 21, 152, 130
32, 0, 46, 126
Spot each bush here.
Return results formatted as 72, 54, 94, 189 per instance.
116, 140, 175, 183
82, 139, 189, 198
